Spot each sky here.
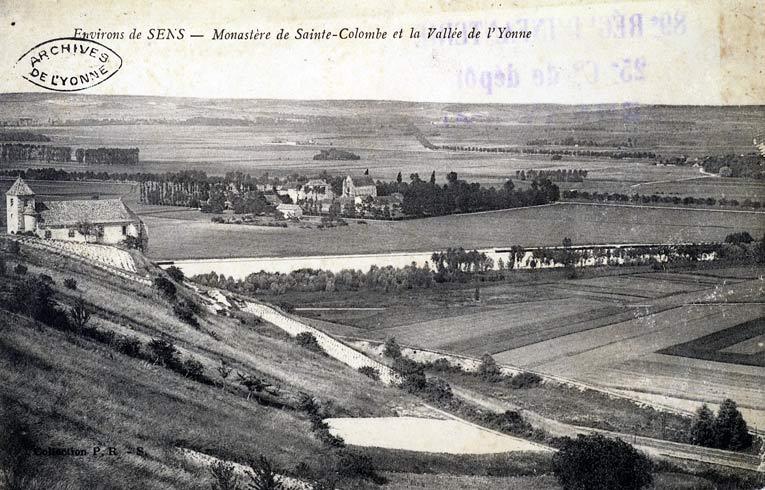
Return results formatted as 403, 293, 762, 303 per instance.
1, 0, 762, 104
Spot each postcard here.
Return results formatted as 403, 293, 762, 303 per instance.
0, 1, 763, 488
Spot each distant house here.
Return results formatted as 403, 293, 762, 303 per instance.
342, 175, 377, 199
5, 177, 145, 245
277, 203, 303, 219
301, 179, 335, 202
277, 182, 302, 203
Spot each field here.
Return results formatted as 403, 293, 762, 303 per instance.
2, 95, 764, 197
141, 203, 765, 260
325, 417, 549, 454
658, 318, 765, 367
291, 265, 765, 428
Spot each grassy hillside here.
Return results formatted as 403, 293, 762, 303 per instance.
0, 239, 428, 488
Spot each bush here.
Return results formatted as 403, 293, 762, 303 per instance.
165, 265, 185, 282
509, 371, 542, 389
69, 297, 91, 331
182, 357, 205, 381
552, 434, 652, 490
116, 336, 142, 357
63, 277, 77, 290
173, 300, 199, 327
121, 235, 143, 251
357, 366, 380, 380
394, 357, 427, 392
7, 278, 69, 330
295, 332, 325, 354
14, 264, 27, 276
477, 410, 535, 438
38, 273, 54, 284
0, 256, 5, 276
248, 455, 284, 490
725, 231, 754, 245
477, 353, 502, 382
383, 337, 402, 359
422, 377, 453, 403
153, 276, 176, 300
209, 460, 240, 490
147, 338, 179, 368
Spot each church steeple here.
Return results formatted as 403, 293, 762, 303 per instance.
6, 177, 35, 197
6, 177, 36, 234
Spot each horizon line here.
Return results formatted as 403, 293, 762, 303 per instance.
1, 91, 763, 108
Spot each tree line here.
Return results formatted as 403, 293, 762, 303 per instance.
517, 169, 588, 182
1, 144, 71, 163
0, 131, 51, 142
376, 172, 560, 217
563, 189, 764, 209
419, 142, 655, 160
192, 263, 436, 295
1, 144, 139, 164
689, 400, 753, 451
75, 147, 139, 165
656, 153, 764, 180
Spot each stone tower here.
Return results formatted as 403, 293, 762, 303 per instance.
5, 177, 35, 234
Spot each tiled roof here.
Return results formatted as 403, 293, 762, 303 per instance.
38, 199, 137, 227
350, 176, 375, 187
5, 177, 35, 196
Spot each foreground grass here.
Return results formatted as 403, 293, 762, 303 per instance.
0, 312, 325, 488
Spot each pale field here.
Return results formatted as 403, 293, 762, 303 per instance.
325, 417, 550, 454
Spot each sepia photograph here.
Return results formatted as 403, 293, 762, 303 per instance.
0, 0, 763, 488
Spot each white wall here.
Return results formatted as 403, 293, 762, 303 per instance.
37, 222, 139, 244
